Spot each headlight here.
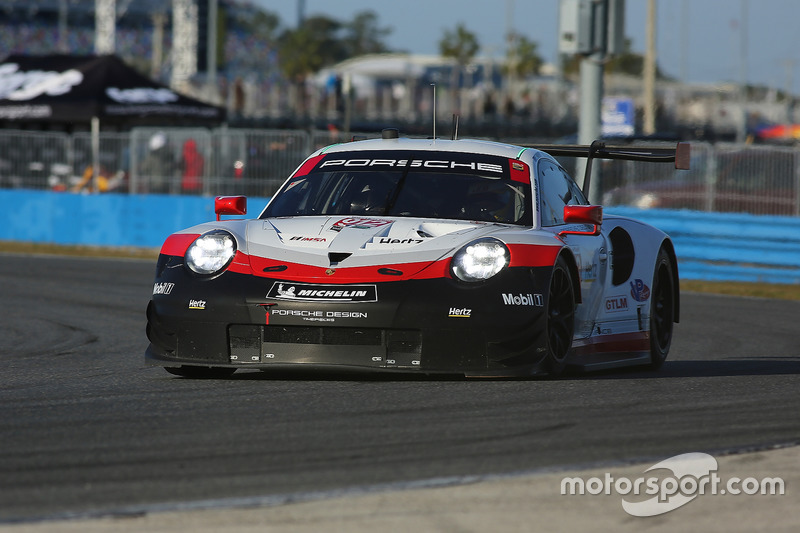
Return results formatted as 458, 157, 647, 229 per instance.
185, 230, 237, 275
451, 238, 510, 282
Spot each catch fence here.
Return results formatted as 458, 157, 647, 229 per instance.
1, 128, 798, 216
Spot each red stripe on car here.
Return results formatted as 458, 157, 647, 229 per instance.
570, 332, 650, 356
160, 233, 199, 256
243, 254, 451, 283
509, 160, 530, 183
507, 243, 561, 267
292, 154, 326, 177
227, 251, 252, 274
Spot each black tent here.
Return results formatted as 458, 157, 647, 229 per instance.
0, 54, 225, 126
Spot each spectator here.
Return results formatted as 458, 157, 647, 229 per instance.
140, 132, 172, 193
181, 139, 204, 193
71, 164, 122, 193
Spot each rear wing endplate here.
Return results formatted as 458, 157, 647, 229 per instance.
522, 140, 691, 198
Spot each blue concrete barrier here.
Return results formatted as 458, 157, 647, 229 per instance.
1, 191, 798, 284
608, 207, 800, 284
0, 190, 271, 249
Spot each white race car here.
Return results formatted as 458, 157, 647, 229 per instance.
146, 130, 689, 377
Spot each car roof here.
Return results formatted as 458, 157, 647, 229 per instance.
315, 137, 552, 166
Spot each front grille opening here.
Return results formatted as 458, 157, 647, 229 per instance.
262, 325, 382, 346
322, 328, 381, 345
387, 330, 422, 356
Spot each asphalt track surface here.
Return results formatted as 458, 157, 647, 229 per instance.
1, 253, 798, 524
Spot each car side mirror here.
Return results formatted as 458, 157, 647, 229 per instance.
559, 205, 602, 237
215, 196, 247, 221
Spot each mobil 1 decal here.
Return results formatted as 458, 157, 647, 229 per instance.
267, 282, 378, 303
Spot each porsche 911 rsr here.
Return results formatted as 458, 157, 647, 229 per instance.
146, 130, 689, 377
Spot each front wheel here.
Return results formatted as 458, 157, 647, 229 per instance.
164, 366, 237, 378
649, 247, 676, 369
545, 256, 576, 376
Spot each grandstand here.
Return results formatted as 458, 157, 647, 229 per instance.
0, 0, 282, 86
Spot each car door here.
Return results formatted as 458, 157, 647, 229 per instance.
537, 158, 607, 338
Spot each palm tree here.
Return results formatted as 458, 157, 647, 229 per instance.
439, 23, 480, 114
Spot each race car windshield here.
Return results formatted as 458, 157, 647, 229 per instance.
262, 151, 532, 225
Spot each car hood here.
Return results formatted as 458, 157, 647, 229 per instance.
245, 216, 508, 272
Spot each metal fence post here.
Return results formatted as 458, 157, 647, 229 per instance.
795, 149, 800, 216
705, 143, 717, 212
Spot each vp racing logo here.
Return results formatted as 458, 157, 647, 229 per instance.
267, 282, 377, 302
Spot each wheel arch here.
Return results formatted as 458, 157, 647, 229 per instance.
659, 238, 680, 323
556, 248, 582, 304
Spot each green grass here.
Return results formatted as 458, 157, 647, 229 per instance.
0, 241, 159, 260
2, 241, 799, 301
680, 279, 800, 301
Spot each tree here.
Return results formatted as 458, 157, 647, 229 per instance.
237, 9, 280, 43
505, 33, 543, 78
439, 23, 480, 68
562, 38, 668, 79
439, 24, 480, 113
342, 10, 393, 57
275, 11, 394, 115
277, 15, 348, 112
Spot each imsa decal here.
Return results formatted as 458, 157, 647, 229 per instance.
267, 282, 378, 302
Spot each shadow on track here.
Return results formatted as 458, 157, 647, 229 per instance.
158, 357, 800, 382
575, 357, 800, 380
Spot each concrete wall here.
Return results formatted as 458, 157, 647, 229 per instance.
0, 190, 270, 249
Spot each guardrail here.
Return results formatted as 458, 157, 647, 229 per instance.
608, 207, 800, 284
1, 191, 797, 284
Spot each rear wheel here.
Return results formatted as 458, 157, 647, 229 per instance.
545, 256, 575, 376
165, 366, 237, 378
649, 248, 675, 369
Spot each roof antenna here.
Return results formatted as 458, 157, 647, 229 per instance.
431, 83, 436, 140
451, 114, 459, 140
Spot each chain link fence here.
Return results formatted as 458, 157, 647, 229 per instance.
602, 142, 800, 216
1, 128, 798, 216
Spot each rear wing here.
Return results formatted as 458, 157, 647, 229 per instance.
522, 140, 691, 198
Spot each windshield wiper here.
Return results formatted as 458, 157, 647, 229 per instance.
383, 156, 413, 214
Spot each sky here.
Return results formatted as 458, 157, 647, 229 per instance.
253, 0, 800, 95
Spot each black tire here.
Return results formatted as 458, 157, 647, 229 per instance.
164, 366, 237, 378
545, 256, 576, 376
649, 247, 675, 369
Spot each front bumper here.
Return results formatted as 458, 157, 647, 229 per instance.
146, 254, 554, 376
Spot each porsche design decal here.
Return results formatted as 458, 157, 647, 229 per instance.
267, 282, 378, 302
270, 309, 369, 320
